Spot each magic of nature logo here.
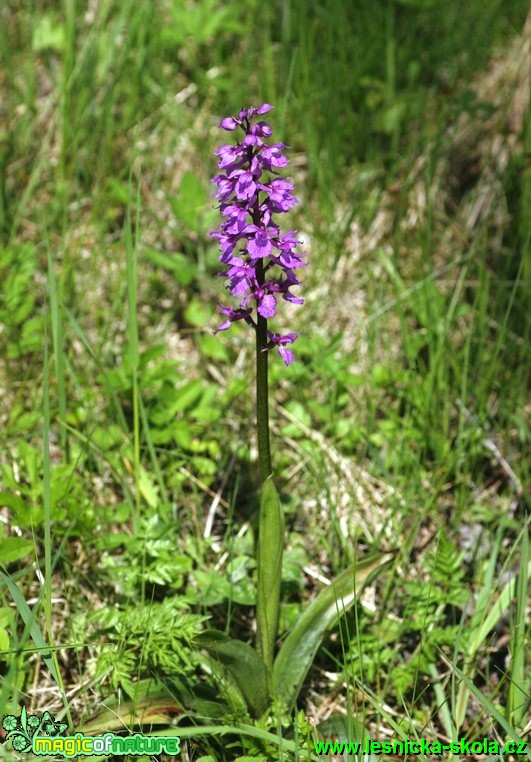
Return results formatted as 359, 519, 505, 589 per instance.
2, 706, 67, 753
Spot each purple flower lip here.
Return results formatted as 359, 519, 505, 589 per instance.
219, 116, 239, 131
213, 305, 253, 333
265, 331, 298, 366
211, 105, 305, 365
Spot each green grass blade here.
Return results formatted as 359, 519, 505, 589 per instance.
428, 663, 455, 740
471, 560, 531, 653
125, 195, 140, 531
0, 566, 60, 685
508, 525, 529, 727
42, 331, 72, 724
64, 306, 127, 430
43, 325, 53, 646
443, 654, 530, 760
456, 556, 531, 731
154, 723, 322, 761
47, 248, 68, 454
455, 526, 504, 729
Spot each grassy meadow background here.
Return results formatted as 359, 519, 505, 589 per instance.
0, 0, 529, 759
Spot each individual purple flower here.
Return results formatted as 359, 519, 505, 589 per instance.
213, 304, 253, 333
265, 332, 298, 367
261, 143, 290, 169
221, 204, 248, 234
214, 144, 243, 170
266, 178, 298, 212
226, 257, 256, 297
247, 228, 273, 260
211, 105, 305, 365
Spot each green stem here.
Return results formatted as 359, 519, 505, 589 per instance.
252, 213, 280, 678
255, 259, 279, 674
256, 309, 272, 483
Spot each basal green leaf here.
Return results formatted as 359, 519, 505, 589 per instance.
272, 552, 394, 709
256, 477, 284, 672
198, 631, 270, 718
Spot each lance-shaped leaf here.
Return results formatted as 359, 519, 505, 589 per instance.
272, 552, 394, 709
198, 630, 270, 718
256, 476, 284, 672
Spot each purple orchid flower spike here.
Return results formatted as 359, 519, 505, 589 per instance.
210, 105, 305, 365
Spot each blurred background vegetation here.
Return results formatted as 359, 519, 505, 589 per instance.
0, 0, 529, 759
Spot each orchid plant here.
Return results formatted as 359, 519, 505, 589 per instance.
210, 104, 304, 673
201, 104, 392, 720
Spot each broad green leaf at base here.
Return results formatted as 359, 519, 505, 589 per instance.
272, 552, 394, 709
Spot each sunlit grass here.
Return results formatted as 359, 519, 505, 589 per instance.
0, 1, 528, 759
